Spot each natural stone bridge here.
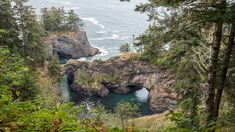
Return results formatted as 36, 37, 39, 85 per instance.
61, 53, 177, 113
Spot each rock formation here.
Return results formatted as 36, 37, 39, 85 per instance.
62, 53, 178, 113
46, 31, 100, 59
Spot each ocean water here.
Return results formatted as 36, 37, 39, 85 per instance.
29, 0, 149, 60
29, 0, 151, 115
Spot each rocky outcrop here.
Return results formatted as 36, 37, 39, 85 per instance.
46, 31, 100, 59
147, 73, 177, 113
63, 53, 178, 113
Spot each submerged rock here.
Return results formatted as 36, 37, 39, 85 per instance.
63, 53, 178, 113
46, 31, 100, 59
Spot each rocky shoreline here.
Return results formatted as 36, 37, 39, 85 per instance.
62, 53, 178, 113
45, 31, 100, 59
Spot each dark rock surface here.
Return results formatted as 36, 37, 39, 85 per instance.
46, 31, 100, 59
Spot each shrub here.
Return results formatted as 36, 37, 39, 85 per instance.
119, 43, 130, 53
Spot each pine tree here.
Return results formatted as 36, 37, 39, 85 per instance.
66, 9, 84, 31
0, 0, 20, 49
13, 0, 46, 64
135, 0, 235, 127
41, 7, 66, 32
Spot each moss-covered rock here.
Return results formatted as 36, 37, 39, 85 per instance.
71, 70, 118, 97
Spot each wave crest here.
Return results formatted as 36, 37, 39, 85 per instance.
82, 17, 105, 29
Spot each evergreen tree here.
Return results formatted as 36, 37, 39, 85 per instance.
119, 43, 130, 53
115, 101, 139, 130
41, 7, 84, 32
0, 0, 20, 50
41, 7, 66, 32
135, 0, 235, 128
13, 0, 46, 64
66, 9, 84, 31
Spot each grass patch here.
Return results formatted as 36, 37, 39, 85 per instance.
130, 112, 175, 131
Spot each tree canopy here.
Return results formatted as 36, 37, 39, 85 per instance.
135, 0, 235, 130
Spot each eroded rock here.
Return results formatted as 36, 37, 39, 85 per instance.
46, 31, 100, 59
63, 53, 178, 113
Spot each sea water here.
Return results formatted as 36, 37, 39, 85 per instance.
29, 0, 151, 115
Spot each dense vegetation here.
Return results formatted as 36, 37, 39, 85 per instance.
0, 0, 116, 131
0, 0, 137, 131
41, 7, 84, 32
1, 0, 235, 131
135, 0, 235, 131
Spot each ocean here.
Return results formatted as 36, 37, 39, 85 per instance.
29, 0, 151, 115
28, 0, 149, 60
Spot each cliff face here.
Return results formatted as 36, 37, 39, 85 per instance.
46, 31, 100, 59
62, 53, 177, 113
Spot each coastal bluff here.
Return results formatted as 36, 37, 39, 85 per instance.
45, 31, 100, 59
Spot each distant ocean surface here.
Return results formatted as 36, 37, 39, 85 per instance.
28, 0, 149, 60
29, 0, 151, 115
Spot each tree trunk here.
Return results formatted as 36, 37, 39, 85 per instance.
214, 23, 235, 118
205, 0, 227, 124
205, 22, 223, 123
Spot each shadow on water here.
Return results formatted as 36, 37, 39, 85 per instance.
70, 87, 152, 115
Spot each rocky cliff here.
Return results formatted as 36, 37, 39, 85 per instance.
62, 53, 177, 113
46, 31, 100, 59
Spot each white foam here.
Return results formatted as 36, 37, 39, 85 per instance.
46, 0, 71, 5
112, 34, 120, 39
92, 45, 109, 57
76, 46, 109, 62
135, 88, 149, 102
77, 58, 87, 61
91, 34, 129, 41
83, 17, 99, 25
98, 24, 105, 29
64, 7, 80, 10
82, 17, 105, 29
96, 30, 108, 34
97, 47, 109, 57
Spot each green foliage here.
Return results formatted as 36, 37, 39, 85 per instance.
41, 7, 84, 32
134, 0, 235, 129
167, 111, 201, 131
0, 49, 123, 131
0, 0, 20, 49
0, 89, 82, 131
135, 1, 208, 124
41, 7, 66, 32
0, 0, 46, 64
114, 101, 139, 130
134, 24, 166, 63
0, 95, 124, 131
0, 47, 38, 100
0, 29, 5, 38
14, 0, 46, 64
66, 9, 85, 31
48, 55, 61, 81
119, 43, 130, 53
165, 110, 226, 132
75, 70, 118, 89
173, 52, 203, 117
